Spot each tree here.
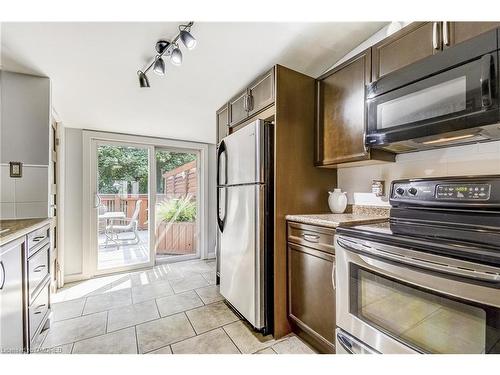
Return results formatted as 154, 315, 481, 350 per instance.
97, 145, 196, 194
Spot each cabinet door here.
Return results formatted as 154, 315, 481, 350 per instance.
216, 104, 229, 143
372, 22, 439, 80
315, 49, 370, 166
248, 68, 275, 116
229, 90, 248, 127
288, 243, 335, 352
443, 21, 500, 48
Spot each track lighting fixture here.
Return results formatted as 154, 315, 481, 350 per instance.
137, 22, 196, 87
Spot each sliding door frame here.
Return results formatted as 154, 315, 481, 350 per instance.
82, 130, 209, 279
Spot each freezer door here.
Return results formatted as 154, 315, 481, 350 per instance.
219, 184, 265, 329
222, 120, 266, 185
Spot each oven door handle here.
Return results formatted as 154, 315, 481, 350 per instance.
336, 329, 378, 354
336, 237, 500, 284
480, 54, 493, 108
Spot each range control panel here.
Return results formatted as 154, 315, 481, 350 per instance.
436, 184, 491, 200
390, 176, 500, 207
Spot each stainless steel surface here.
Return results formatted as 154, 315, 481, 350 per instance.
443, 21, 450, 46
27, 244, 50, 303
432, 22, 440, 50
0, 237, 25, 353
335, 234, 500, 354
219, 184, 264, 328
336, 328, 378, 354
219, 120, 265, 186
28, 280, 50, 342
336, 236, 500, 284
302, 233, 320, 243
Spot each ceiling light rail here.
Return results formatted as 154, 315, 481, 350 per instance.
137, 21, 196, 87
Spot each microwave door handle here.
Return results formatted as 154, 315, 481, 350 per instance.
336, 237, 500, 283
480, 54, 493, 108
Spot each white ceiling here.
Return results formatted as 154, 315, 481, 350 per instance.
1, 22, 386, 144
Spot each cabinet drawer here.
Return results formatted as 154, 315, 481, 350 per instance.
287, 222, 335, 254
28, 244, 49, 303
27, 224, 50, 257
29, 280, 50, 342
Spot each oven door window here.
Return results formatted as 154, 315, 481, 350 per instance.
350, 265, 500, 353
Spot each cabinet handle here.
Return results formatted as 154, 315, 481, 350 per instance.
302, 233, 320, 243
0, 261, 5, 290
33, 265, 46, 273
246, 93, 254, 112
34, 304, 46, 314
432, 22, 441, 50
331, 263, 336, 290
443, 21, 450, 46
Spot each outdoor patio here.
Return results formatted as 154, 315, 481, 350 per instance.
98, 230, 150, 270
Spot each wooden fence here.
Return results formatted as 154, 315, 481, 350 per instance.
100, 194, 149, 230
163, 160, 197, 199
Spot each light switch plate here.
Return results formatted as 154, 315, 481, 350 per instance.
9, 161, 23, 178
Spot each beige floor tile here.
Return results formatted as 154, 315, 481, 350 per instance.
42, 312, 107, 348
107, 299, 160, 332
131, 280, 174, 304
83, 289, 132, 315
255, 347, 276, 354
223, 320, 275, 353
195, 285, 224, 304
147, 345, 172, 354
72, 327, 137, 354
136, 313, 196, 353
156, 290, 204, 317
200, 271, 216, 285
51, 298, 86, 322
272, 336, 315, 354
171, 328, 240, 354
186, 301, 239, 334
169, 274, 209, 294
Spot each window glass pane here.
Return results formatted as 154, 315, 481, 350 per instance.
351, 267, 500, 353
377, 76, 467, 129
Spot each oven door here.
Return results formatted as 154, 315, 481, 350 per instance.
335, 235, 500, 354
366, 51, 499, 149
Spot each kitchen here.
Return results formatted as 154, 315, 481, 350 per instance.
1, 2, 500, 372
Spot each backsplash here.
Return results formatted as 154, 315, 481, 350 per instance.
338, 141, 500, 205
0, 164, 48, 219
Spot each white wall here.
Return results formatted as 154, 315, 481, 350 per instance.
63, 127, 83, 276
0, 70, 50, 219
338, 141, 500, 205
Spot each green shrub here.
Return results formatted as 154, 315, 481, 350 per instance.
156, 196, 196, 223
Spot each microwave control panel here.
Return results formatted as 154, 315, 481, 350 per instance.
435, 184, 491, 200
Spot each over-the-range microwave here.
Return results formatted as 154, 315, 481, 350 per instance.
365, 28, 500, 153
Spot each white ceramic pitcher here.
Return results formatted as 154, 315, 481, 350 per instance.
328, 188, 348, 214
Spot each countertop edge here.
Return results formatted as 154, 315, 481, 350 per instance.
285, 214, 389, 229
0, 218, 53, 247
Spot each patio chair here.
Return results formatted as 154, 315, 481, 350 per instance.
106, 199, 142, 245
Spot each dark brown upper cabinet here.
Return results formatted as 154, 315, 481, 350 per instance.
372, 22, 500, 80
248, 68, 275, 116
315, 49, 394, 167
372, 22, 439, 81
216, 104, 229, 144
228, 67, 275, 128
443, 21, 500, 48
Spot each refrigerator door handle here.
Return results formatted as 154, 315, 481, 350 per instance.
216, 140, 227, 186
217, 188, 226, 233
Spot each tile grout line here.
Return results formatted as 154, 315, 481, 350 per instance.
221, 325, 242, 354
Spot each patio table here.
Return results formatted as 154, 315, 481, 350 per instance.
99, 211, 126, 247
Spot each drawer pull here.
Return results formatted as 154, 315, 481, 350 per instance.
302, 233, 320, 243
33, 265, 46, 273
33, 236, 45, 242
34, 304, 46, 314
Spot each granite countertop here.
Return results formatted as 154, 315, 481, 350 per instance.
285, 205, 390, 229
0, 218, 52, 246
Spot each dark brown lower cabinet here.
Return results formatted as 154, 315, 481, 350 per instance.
287, 228, 336, 353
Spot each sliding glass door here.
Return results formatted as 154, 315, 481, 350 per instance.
93, 141, 154, 274
154, 149, 200, 263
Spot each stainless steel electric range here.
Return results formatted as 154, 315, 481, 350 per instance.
334, 175, 500, 354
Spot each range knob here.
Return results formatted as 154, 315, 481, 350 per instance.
408, 187, 418, 196
395, 187, 405, 196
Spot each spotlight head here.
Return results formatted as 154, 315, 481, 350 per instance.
153, 57, 166, 76
180, 30, 197, 50
138, 71, 150, 88
155, 40, 170, 54
171, 46, 183, 66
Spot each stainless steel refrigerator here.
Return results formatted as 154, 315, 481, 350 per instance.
217, 119, 273, 335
